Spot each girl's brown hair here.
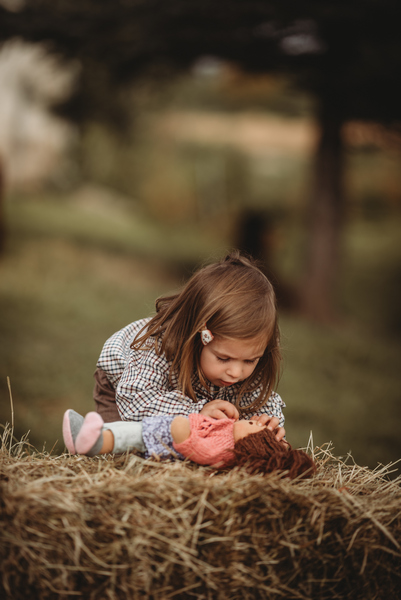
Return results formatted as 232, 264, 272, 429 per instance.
132, 251, 281, 414
233, 429, 316, 478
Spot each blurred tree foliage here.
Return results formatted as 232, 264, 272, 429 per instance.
1, 0, 401, 319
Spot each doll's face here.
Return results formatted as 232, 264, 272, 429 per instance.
233, 420, 266, 442
200, 335, 266, 388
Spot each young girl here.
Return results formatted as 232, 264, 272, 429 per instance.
93, 251, 285, 441
63, 409, 316, 478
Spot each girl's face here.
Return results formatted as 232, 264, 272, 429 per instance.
200, 335, 266, 388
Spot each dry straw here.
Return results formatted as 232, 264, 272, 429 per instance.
1, 425, 400, 600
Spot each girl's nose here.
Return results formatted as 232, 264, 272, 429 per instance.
226, 362, 242, 379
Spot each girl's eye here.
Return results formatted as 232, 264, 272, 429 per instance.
216, 357, 258, 364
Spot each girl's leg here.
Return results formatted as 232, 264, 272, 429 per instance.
93, 368, 121, 422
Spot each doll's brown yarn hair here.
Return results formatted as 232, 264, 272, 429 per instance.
233, 428, 316, 478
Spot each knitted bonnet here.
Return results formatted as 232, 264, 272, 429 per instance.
173, 414, 236, 468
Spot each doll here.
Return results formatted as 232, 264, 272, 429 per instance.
63, 410, 316, 479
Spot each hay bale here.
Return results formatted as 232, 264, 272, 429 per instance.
1, 426, 400, 600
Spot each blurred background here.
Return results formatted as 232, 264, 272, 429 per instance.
0, 1, 400, 471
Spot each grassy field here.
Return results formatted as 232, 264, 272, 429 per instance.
1, 190, 400, 471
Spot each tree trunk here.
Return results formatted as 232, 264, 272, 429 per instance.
0, 158, 5, 256
300, 106, 345, 321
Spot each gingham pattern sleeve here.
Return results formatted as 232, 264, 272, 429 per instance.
115, 345, 207, 420
97, 319, 151, 385
97, 318, 207, 421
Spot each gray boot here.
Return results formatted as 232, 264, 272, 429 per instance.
104, 421, 146, 454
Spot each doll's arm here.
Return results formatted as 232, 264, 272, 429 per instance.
170, 415, 191, 443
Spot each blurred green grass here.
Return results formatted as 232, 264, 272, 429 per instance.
0, 191, 226, 450
1, 191, 400, 472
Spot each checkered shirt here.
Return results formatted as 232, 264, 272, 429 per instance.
97, 318, 285, 425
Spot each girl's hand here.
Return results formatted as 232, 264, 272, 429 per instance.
254, 414, 286, 443
201, 400, 239, 421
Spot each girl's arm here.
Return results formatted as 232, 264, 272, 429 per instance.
116, 351, 208, 419
99, 322, 241, 422
96, 318, 201, 420
116, 348, 239, 421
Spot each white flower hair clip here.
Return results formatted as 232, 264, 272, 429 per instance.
200, 324, 214, 346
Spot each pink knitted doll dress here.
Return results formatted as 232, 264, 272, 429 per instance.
172, 414, 236, 468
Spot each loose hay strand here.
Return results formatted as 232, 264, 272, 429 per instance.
6, 377, 14, 453
1, 426, 401, 600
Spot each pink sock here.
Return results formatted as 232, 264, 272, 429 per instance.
75, 412, 104, 455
